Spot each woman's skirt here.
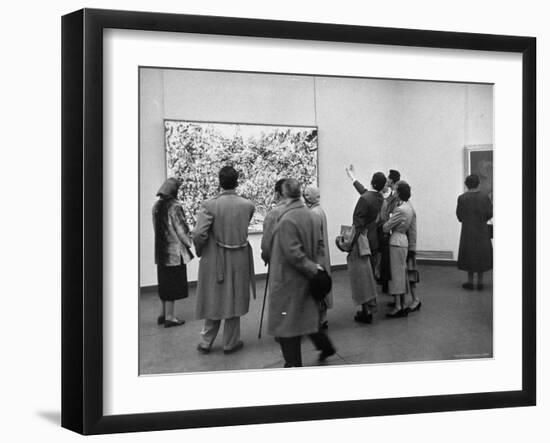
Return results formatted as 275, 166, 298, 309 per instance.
157, 262, 188, 301
347, 243, 377, 306
388, 246, 409, 295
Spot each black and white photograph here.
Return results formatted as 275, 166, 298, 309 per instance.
139, 67, 494, 374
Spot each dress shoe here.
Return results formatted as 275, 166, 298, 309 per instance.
224, 340, 244, 355
462, 282, 474, 290
157, 315, 165, 325
386, 308, 409, 318
476, 283, 484, 290
319, 347, 336, 362
408, 301, 422, 312
164, 318, 185, 328
354, 311, 373, 324
197, 344, 211, 354
367, 302, 378, 313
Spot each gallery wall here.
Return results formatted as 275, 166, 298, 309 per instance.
140, 68, 493, 286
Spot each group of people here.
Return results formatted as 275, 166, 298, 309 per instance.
152, 166, 337, 367
340, 166, 419, 322
151, 163, 491, 369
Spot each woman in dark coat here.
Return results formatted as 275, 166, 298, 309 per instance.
339, 170, 386, 324
152, 178, 194, 327
456, 174, 493, 290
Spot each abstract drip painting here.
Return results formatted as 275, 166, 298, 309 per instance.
165, 120, 318, 232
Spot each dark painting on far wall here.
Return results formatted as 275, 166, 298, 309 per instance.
465, 145, 493, 199
165, 120, 318, 232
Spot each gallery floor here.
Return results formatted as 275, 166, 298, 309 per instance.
139, 264, 493, 375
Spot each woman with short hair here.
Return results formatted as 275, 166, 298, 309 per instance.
339, 170, 386, 324
456, 174, 493, 290
383, 181, 418, 317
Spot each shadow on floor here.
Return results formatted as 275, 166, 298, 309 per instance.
36, 410, 60, 426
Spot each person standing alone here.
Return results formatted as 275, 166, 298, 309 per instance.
456, 174, 493, 290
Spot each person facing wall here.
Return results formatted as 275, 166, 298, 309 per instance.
382, 180, 418, 317
456, 174, 493, 290
342, 168, 386, 324
261, 178, 287, 265
152, 177, 193, 328
193, 166, 256, 355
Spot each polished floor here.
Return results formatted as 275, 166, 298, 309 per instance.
139, 264, 492, 375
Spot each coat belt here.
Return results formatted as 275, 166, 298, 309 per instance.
215, 240, 256, 300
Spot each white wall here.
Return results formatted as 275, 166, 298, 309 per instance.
140, 69, 317, 285
140, 70, 493, 286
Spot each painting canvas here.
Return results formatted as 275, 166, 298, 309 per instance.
165, 120, 319, 232
465, 145, 493, 199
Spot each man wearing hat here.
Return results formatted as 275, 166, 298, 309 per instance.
267, 178, 336, 367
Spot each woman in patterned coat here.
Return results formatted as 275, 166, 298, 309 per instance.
152, 178, 194, 328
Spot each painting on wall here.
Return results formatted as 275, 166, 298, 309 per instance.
464, 144, 493, 200
165, 120, 319, 232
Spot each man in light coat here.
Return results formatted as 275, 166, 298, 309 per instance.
266, 179, 336, 367
194, 166, 255, 354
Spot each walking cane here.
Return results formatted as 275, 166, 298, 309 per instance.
258, 266, 270, 339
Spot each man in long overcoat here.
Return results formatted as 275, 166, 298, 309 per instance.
194, 166, 255, 354
267, 179, 335, 367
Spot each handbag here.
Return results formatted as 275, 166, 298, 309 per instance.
335, 224, 355, 252
407, 255, 420, 283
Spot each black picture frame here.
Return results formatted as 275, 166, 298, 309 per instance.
61, 8, 536, 435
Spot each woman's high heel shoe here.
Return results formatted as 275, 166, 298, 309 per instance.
408, 301, 422, 312
386, 308, 408, 318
